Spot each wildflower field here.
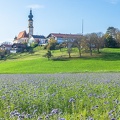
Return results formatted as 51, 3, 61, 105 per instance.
0, 73, 120, 120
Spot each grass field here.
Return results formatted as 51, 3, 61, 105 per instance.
0, 47, 120, 120
0, 48, 120, 73
0, 73, 120, 120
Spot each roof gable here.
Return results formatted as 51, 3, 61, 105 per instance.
17, 31, 28, 39
48, 33, 82, 38
32, 35, 46, 39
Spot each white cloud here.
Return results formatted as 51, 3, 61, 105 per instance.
27, 4, 45, 9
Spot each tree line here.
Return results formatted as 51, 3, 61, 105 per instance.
1, 26, 120, 60
45, 27, 120, 58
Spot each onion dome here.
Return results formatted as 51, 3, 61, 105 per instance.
28, 9, 33, 21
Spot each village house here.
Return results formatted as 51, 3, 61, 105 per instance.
13, 30, 29, 44
0, 42, 12, 52
28, 35, 48, 46
0, 44, 12, 51
47, 33, 81, 44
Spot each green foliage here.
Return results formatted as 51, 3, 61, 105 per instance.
55, 45, 60, 50
43, 44, 48, 49
45, 50, 52, 60
30, 42, 38, 48
0, 49, 6, 60
106, 26, 117, 37
25, 46, 34, 54
47, 38, 58, 50
105, 26, 120, 48
105, 35, 117, 48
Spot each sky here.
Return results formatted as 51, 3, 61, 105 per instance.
0, 0, 120, 43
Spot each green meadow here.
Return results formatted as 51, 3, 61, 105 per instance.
0, 48, 120, 73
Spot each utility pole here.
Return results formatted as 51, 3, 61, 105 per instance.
82, 19, 84, 35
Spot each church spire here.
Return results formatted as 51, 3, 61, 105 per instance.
28, 9, 34, 37
28, 9, 33, 21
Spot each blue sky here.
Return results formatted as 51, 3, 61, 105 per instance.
0, 0, 120, 43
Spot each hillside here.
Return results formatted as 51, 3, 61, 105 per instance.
0, 47, 120, 73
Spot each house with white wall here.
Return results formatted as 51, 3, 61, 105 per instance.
47, 33, 81, 44
13, 30, 29, 44
28, 35, 47, 46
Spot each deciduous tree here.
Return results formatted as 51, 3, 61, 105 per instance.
74, 35, 83, 57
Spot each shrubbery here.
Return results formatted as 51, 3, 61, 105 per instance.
30, 42, 38, 48
0, 49, 6, 60
44, 38, 58, 50
45, 50, 52, 60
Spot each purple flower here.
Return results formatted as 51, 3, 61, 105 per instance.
58, 118, 66, 120
37, 116, 43, 120
69, 98, 75, 102
1, 96, 6, 100
45, 115, 49, 119
111, 118, 116, 120
87, 116, 94, 120
51, 109, 59, 114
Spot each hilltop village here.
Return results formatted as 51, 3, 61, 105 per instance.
0, 9, 81, 54
0, 10, 120, 59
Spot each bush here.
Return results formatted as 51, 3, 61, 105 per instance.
47, 38, 58, 50
45, 50, 52, 60
47, 44, 56, 50
55, 45, 60, 50
30, 42, 38, 48
25, 46, 34, 54
43, 44, 48, 49
0, 49, 6, 60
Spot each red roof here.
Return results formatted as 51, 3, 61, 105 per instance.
17, 31, 28, 39
49, 33, 81, 38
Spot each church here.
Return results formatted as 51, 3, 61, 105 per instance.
13, 9, 47, 45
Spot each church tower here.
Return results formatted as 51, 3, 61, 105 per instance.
28, 9, 33, 37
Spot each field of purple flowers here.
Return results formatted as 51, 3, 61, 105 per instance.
0, 73, 120, 120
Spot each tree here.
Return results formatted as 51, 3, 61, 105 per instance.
0, 49, 6, 60
57, 43, 67, 51
74, 35, 83, 57
67, 42, 72, 58
105, 27, 118, 48
65, 38, 73, 58
106, 27, 119, 39
46, 50, 52, 60
95, 32, 104, 53
116, 31, 120, 47
84, 33, 96, 56
47, 38, 57, 50
104, 34, 117, 48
